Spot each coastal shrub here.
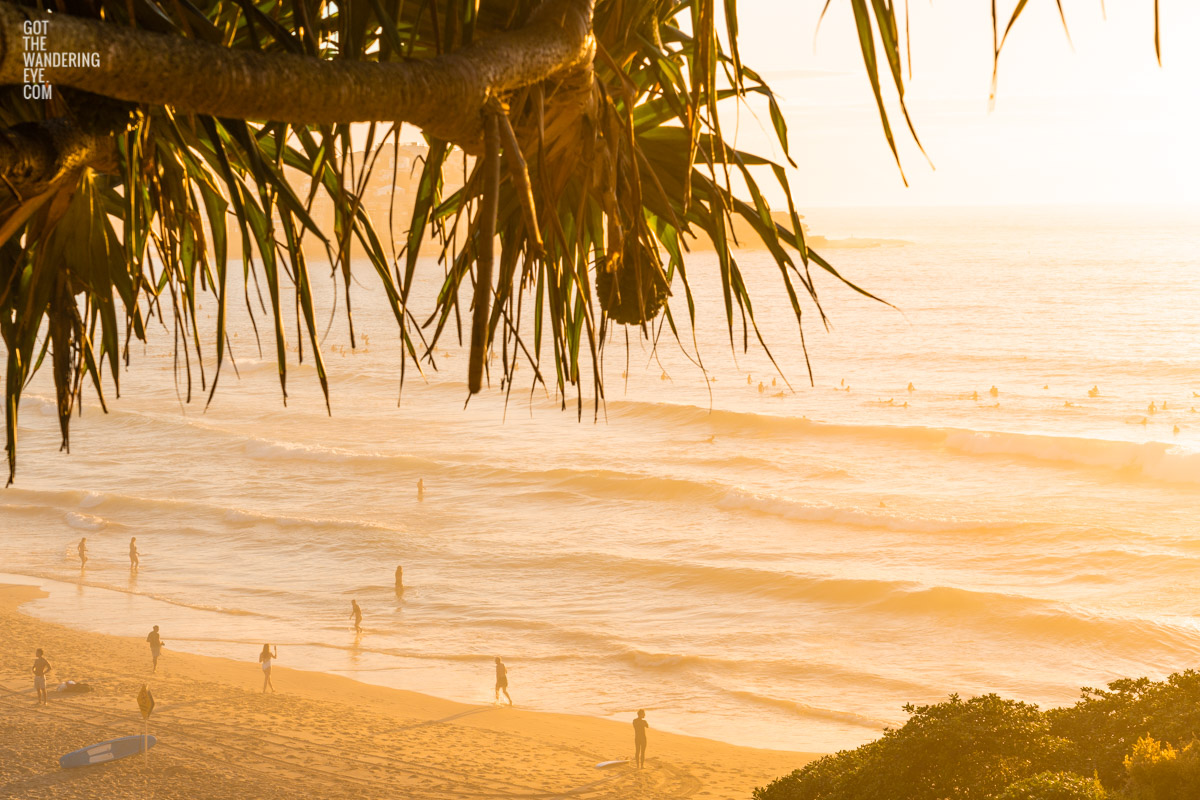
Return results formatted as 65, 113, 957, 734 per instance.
998, 771, 1107, 800
754, 672, 1200, 800
1120, 736, 1200, 800
1048, 672, 1200, 785
753, 693, 1067, 800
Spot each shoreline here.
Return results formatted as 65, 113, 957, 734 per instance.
0, 582, 818, 798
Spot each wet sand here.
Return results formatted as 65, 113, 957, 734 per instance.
0, 584, 815, 799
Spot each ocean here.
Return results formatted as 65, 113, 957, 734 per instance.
2, 205, 1198, 753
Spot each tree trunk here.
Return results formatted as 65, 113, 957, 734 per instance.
0, 0, 595, 151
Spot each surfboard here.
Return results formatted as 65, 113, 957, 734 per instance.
595, 760, 629, 769
59, 735, 157, 769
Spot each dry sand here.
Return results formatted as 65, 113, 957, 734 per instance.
0, 584, 815, 799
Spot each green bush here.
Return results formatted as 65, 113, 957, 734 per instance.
753, 672, 1200, 800
1121, 736, 1200, 800
753, 694, 1068, 800
998, 771, 1106, 800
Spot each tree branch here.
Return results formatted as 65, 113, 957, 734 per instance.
0, 0, 595, 151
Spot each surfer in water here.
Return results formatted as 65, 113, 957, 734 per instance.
129, 537, 139, 571
259, 644, 278, 693
77, 537, 88, 568
394, 565, 404, 595
494, 657, 512, 706
633, 709, 649, 768
146, 625, 164, 673
32, 649, 52, 706
350, 599, 363, 634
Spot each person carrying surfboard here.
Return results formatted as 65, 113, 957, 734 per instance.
633, 709, 649, 768
32, 649, 52, 706
494, 657, 512, 706
146, 625, 164, 673
259, 644, 278, 693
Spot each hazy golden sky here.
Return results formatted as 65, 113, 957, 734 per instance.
736, 0, 1200, 207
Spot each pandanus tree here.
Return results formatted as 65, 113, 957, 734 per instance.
0, 0, 1163, 484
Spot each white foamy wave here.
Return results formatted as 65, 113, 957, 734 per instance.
717, 491, 1018, 534
728, 691, 897, 730
65, 512, 108, 531
944, 431, 1200, 485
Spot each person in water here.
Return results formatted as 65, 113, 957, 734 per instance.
417, 479, 425, 502
494, 657, 512, 706
77, 538, 87, 568
146, 625, 164, 673
129, 537, 139, 571
633, 709, 649, 768
32, 649, 52, 706
350, 599, 363, 634
394, 565, 404, 594
259, 644, 278, 693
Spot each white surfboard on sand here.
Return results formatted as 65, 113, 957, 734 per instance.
595, 759, 629, 768
60, 735, 157, 769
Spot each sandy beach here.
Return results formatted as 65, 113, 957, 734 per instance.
0, 584, 814, 799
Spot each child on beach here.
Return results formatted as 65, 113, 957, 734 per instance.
633, 709, 649, 768
494, 657, 512, 706
32, 649, 51, 705
350, 600, 363, 634
259, 644, 278, 693
147, 625, 164, 672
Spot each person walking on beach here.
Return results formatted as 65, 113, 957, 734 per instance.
258, 644, 278, 693
494, 657, 512, 706
77, 537, 88, 568
394, 565, 404, 595
129, 537, 139, 571
147, 625, 164, 673
350, 600, 363, 634
633, 709, 649, 768
32, 649, 52, 706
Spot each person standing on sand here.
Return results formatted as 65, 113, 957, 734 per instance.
32, 649, 52, 706
494, 657, 512, 706
633, 709, 649, 768
350, 599, 363, 634
129, 537, 139, 571
77, 537, 87, 568
147, 625, 164, 672
259, 644, 278, 693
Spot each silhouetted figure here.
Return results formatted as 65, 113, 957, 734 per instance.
1088, 385, 1099, 397
907, 382, 915, 393
129, 537, 139, 571
417, 479, 425, 502
633, 709, 649, 768
1149, 402, 1157, 414
259, 644, 278, 693
32, 649, 51, 706
147, 626, 164, 673
989, 386, 999, 398
350, 600, 363, 634
494, 657, 512, 706
395, 565, 404, 594
77, 538, 87, 568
